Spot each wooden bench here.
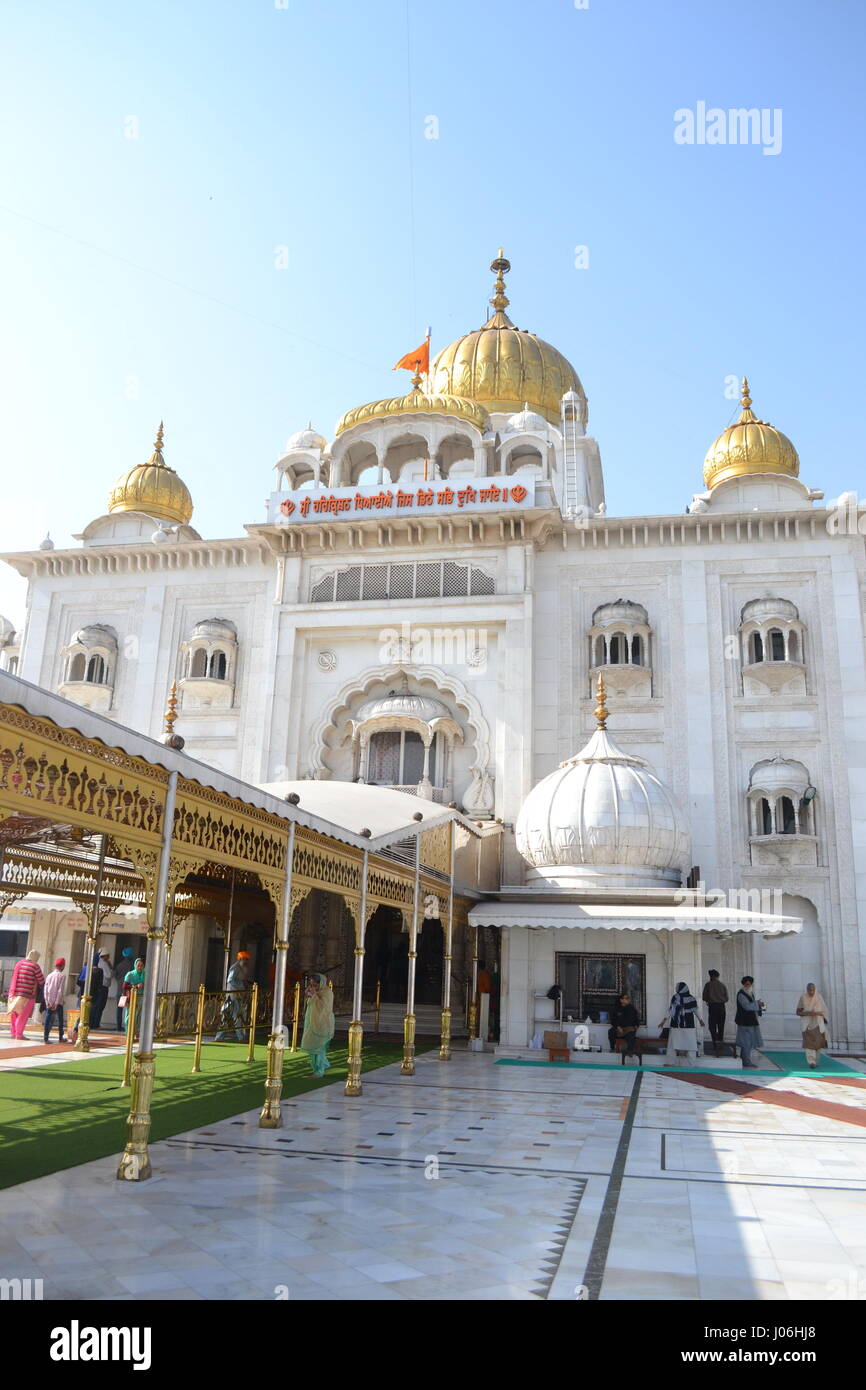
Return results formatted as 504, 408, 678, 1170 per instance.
547, 1046, 571, 1063
614, 1034, 668, 1065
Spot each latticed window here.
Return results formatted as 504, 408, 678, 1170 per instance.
309, 561, 495, 603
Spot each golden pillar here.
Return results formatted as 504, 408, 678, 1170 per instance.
116, 770, 178, 1181
289, 980, 301, 1052
259, 824, 295, 1129
345, 851, 369, 1097
246, 981, 259, 1062
119, 985, 138, 1089
401, 836, 421, 1076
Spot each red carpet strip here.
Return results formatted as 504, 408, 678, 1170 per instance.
666, 1071, 866, 1129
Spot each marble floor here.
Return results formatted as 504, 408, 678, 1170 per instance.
1, 1049, 865, 1300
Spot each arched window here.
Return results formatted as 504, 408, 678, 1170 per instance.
69, 652, 86, 682
631, 634, 643, 666
209, 650, 227, 680
769, 629, 786, 662
759, 797, 773, 835
190, 648, 208, 678
609, 632, 627, 664
788, 631, 799, 662
750, 631, 764, 663
778, 796, 796, 834
369, 730, 437, 787
594, 635, 606, 667
85, 654, 106, 685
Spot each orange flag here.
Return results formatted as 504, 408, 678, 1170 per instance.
393, 336, 430, 375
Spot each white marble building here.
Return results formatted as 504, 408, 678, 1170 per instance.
2, 253, 865, 1050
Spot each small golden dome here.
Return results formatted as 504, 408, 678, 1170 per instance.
703, 379, 799, 490
429, 251, 585, 426
335, 389, 489, 438
107, 423, 193, 526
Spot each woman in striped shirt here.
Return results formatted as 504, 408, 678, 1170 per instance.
8, 950, 45, 1039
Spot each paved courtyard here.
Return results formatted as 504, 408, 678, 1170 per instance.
2, 1049, 865, 1301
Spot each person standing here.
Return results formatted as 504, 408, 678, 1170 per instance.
608, 992, 640, 1058
701, 970, 729, 1056
735, 976, 765, 1068
121, 958, 146, 1033
796, 983, 829, 1068
8, 949, 45, 1039
216, 951, 250, 1041
114, 948, 134, 1029
660, 982, 705, 1066
43, 959, 69, 1044
89, 951, 111, 1030
301, 973, 335, 1077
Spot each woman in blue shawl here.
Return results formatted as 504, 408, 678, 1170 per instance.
660, 982, 705, 1066
301, 973, 335, 1077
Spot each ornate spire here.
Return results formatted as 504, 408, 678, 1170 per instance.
739, 377, 756, 423
149, 421, 167, 466
160, 680, 185, 750
594, 673, 609, 730
489, 248, 511, 314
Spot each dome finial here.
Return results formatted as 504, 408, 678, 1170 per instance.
489, 248, 511, 314
594, 674, 609, 730
739, 378, 756, 422
151, 421, 166, 465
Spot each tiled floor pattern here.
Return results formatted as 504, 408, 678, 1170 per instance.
1, 1050, 865, 1300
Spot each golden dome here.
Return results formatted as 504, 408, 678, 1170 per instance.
429, 251, 585, 426
703, 380, 799, 490
336, 388, 489, 438
107, 423, 194, 526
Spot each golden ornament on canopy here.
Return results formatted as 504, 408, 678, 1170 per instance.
335, 389, 489, 438
428, 251, 586, 425
702, 379, 799, 490
107, 423, 194, 526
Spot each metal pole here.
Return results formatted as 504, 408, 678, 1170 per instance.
374, 979, 381, 1034
120, 985, 138, 1089
290, 981, 301, 1053
439, 821, 455, 1060
75, 834, 108, 1052
222, 870, 235, 988
259, 823, 295, 1127
401, 834, 421, 1076
345, 849, 368, 1096
246, 981, 259, 1062
468, 924, 479, 1041
191, 983, 206, 1074
117, 769, 178, 1182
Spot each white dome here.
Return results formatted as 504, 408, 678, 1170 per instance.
516, 723, 690, 889
285, 425, 327, 455
505, 403, 549, 436
191, 618, 237, 643
356, 691, 450, 723
748, 756, 810, 799
71, 624, 118, 651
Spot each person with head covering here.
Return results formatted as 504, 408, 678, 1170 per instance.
113, 947, 135, 1029
796, 983, 829, 1068
301, 973, 335, 1077
659, 983, 705, 1066
120, 958, 146, 1033
216, 951, 251, 1041
43, 958, 69, 1044
701, 969, 730, 1056
734, 976, 765, 1068
7, 949, 45, 1039
89, 950, 112, 1030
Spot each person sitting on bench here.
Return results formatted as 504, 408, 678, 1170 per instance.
608, 992, 640, 1056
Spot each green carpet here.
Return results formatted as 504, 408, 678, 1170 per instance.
760, 1050, 859, 1075
0, 1040, 413, 1191
497, 1054, 863, 1078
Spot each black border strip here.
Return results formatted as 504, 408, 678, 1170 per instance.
581, 1069, 643, 1300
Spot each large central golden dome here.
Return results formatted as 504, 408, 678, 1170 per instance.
429, 252, 585, 425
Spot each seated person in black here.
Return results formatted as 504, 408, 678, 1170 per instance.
608, 992, 640, 1055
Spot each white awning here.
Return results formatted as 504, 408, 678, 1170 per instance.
468, 900, 801, 935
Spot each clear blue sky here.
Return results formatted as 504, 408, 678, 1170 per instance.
1, 0, 863, 624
